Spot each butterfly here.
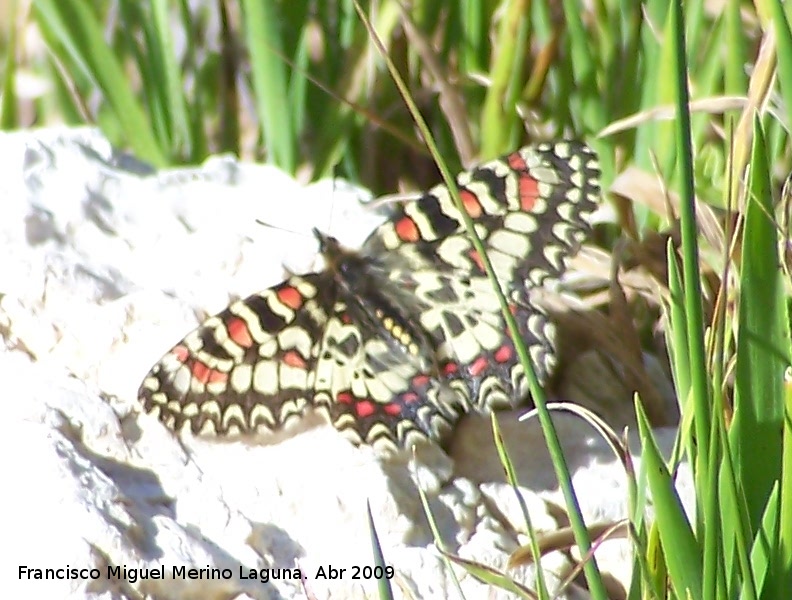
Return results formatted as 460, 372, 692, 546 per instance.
138, 141, 600, 452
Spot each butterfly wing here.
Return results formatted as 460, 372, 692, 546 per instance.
139, 274, 333, 437
360, 141, 600, 413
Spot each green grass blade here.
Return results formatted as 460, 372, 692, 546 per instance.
412, 456, 466, 598
636, 399, 702, 598
665, 244, 690, 414
716, 415, 759, 600
366, 500, 395, 600
739, 483, 778, 599
491, 413, 550, 600
770, 0, 792, 118
633, 6, 677, 183
240, 0, 295, 171
115, 0, 194, 161
0, 0, 18, 128
32, 0, 166, 165
779, 372, 792, 592
561, 0, 602, 132
731, 118, 788, 595
723, 0, 747, 96
148, 0, 193, 158
702, 396, 724, 599
459, 0, 487, 73
669, 0, 712, 503
732, 118, 787, 523
479, 0, 529, 157
440, 551, 536, 598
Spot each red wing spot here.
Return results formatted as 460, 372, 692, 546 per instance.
494, 345, 513, 363
468, 249, 484, 272
337, 391, 354, 404
191, 360, 211, 384
507, 153, 540, 211
384, 403, 402, 416
341, 313, 352, 324
173, 345, 190, 363
277, 286, 304, 310
508, 153, 528, 171
442, 362, 459, 375
412, 374, 431, 387
227, 317, 254, 348
208, 369, 228, 383
508, 303, 518, 315
460, 189, 483, 218
356, 400, 376, 418
518, 175, 540, 212
282, 350, 308, 369
402, 392, 419, 404
395, 216, 420, 242
469, 356, 489, 377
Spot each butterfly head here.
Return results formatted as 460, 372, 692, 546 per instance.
313, 228, 364, 279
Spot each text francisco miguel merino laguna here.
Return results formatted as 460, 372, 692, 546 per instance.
20, 563, 395, 583
19, 565, 307, 583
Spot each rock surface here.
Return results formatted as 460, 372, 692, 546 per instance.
3, 128, 691, 599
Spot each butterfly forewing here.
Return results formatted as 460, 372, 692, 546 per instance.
138, 141, 601, 451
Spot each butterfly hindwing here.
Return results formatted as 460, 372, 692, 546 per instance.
313, 300, 466, 449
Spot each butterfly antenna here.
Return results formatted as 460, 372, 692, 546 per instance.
253, 218, 309, 240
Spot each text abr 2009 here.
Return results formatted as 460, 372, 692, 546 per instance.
352, 565, 394, 579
